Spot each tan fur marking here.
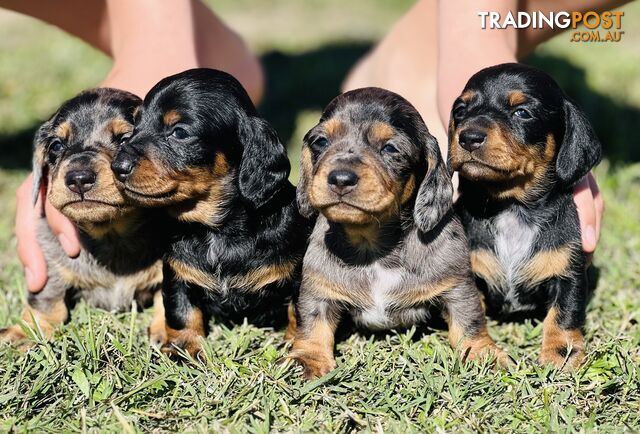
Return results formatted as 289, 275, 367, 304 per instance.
174, 154, 231, 225
55, 121, 72, 140
368, 121, 395, 143
508, 90, 528, 106
454, 127, 557, 202
400, 174, 416, 205
448, 116, 460, 168
168, 259, 216, 289
163, 308, 206, 357
284, 303, 297, 342
49, 154, 131, 226
57, 261, 162, 293
148, 291, 167, 347
128, 154, 233, 225
163, 110, 181, 126
323, 118, 345, 136
240, 262, 297, 291
169, 258, 295, 292
33, 145, 45, 171
460, 90, 476, 103
392, 276, 461, 307
447, 320, 510, 367
303, 270, 368, 305
343, 224, 381, 249
300, 146, 313, 181
540, 307, 585, 369
310, 150, 398, 226
521, 245, 574, 286
0, 299, 69, 344
81, 212, 139, 240
470, 249, 505, 289
290, 318, 337, 379
57, 263, 101, 289
109, 118, 133, 136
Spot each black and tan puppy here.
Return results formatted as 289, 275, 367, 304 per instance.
0, 88, 166, 345
449, 63, 602, 368
289, 87, 508, 378
111, 68, 311, 356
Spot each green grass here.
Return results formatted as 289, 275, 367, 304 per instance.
1, 1, 639, 432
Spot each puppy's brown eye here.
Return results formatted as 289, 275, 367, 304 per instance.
50, 139, 64, 154
311, 137, 328, 150
381, 143, 399, 154
453, 105, 467, 119
171, 126, 190, 140
513, 108, 532, 119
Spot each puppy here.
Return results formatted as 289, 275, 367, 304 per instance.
111, 68, 311, 356
0, 88, 166, 344
448, 63, 602, 368
289, 87, 507, 379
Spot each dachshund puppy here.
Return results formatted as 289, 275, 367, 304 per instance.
0, 88, 165, 345
111, 68, 311, 356
449, 63, 602, 368
289, 87, 507, 379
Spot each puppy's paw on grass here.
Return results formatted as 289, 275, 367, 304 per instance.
539, 345, 585, 370
160, 336, 205, 361
463, 342, 514, 368
148, 323, 168, 349
0, 325, 28, 344
288, 349, 337, 380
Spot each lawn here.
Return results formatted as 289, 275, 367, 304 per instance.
0, 1, 639, 432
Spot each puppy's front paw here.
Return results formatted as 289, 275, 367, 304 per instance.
160, 326, 204, 360
540, 318, 585, 370
465, 342, 513, 368
148, 320, 168, 349
288, 349, 336, 379
160, 336, 204, 360
540, 343, 585, 369
0, 325, 28, 343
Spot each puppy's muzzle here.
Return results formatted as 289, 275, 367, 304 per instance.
111, 149, 139, 182
458, 128, 487, 152
327, 169, 358, 196
65, 170, 96, 196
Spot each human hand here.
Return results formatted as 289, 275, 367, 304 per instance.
15, 175, 80, 292
573, 172, 603, 255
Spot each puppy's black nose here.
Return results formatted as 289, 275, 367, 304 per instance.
65, 170, 96, 195
328, 169, 358, 195
111, 153, 135, 182
458, 129, 487, 151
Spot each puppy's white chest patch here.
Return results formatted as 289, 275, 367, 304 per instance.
493, 211, 539, 308
356, 264, 404, 329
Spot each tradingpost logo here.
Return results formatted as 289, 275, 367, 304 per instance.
478, 10, 625, 42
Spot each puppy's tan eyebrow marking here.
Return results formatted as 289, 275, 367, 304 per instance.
55, 121, 72, 140
369, 121, 395, 142
109, 118, 133, 136
508, 90, 528, 106
460, 90, 476, 103
163, 110, 181, 126
323, 118, 345, 136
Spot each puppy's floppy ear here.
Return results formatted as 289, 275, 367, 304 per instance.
237, 114, 291, 209
296, 143, 316, 218
414, 131, 453, 233
31, 121, 51, 205
556, 97, 602, 186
